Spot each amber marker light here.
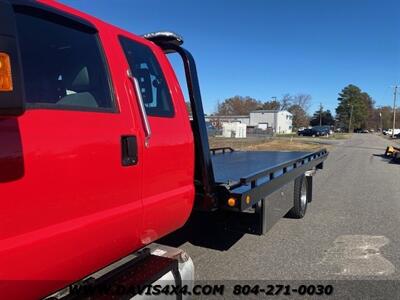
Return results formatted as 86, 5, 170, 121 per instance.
0, 53, 13, 92
227, 198, 236, 207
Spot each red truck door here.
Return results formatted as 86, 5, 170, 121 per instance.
0, 6, 143, 291
119, 36, 195, 243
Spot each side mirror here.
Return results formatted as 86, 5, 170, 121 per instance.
0, 0, 25, 117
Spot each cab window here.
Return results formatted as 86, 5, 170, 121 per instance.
15, 10, 115, 111
120, 37, 174, 118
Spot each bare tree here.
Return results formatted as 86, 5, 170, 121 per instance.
280, 94, 293, 111
288, 104, 309, 128
292, 94, 312, 113
276, 93, 312, 129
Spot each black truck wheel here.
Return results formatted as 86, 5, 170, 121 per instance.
287, 175, 308, 219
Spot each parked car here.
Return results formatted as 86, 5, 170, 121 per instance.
384, 129, 400, 136
297, 127, 306, 132
312, 126, 331, 137
298, 127, 330, 137
298, 128, 314, 136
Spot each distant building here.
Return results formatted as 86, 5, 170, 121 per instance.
222, 122, 247, 138
206, 110, 293, 134
249, 110, 293, 134
206, 115, 250, 126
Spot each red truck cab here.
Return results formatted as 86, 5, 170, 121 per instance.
1, 0, 195, 298
1, 1, 328, 299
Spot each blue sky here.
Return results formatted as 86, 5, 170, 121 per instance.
62, 0, 400, 115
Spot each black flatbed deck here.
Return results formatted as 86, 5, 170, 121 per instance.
212, 151, 310, 184
210, 148, 328, 211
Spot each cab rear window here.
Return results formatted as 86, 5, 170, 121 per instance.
119, 37, 174, 118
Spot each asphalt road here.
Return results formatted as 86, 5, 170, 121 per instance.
160, 134, 400, 286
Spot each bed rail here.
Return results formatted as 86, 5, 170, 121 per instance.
210, 147, 235, 155
217, 148, 329, 211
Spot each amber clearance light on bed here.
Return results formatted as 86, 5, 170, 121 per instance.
0, 53, 13, 92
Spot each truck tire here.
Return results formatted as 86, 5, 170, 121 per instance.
287, 175, 308, 219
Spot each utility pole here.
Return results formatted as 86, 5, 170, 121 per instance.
392, 85, 398, 138
348, 104, 354, 133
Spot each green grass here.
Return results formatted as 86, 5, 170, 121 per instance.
326, 133, 351, 140
276, 133, 351, 140
275, 133, 297, 138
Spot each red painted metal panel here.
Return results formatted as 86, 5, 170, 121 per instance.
137, 40, 195, 244
0, 1, 195, 299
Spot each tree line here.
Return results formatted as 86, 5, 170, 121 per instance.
214, 94, 312, 128
205, 84, 398, 131
336, 84, 399, 132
